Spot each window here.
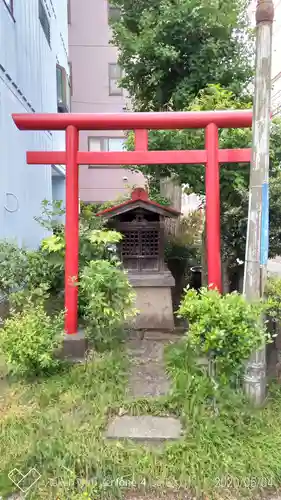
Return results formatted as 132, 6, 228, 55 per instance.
56, 64, 70, 112
67, 0, 71, 24
2, 0, 13, 16
89, 137, 125, 152
88, 137, 125, 167
39, 0, 51, 46
108, 3, 121, 22
108, 63, 123, 96
69, 61, 73, 96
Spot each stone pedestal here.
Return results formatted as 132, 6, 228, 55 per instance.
58, 330, 88, 361
129, 271, 175, 331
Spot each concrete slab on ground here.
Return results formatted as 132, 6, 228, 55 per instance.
128, 362, 170, 397
105, 415, 182, 442
105, 333, 182, 443
127, 335, 181, 398
127, 337, 168, 362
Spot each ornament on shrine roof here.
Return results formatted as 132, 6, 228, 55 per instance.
131, 187, 149, 201
96, 187, 181, 219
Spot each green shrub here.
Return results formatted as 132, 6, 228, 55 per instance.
0, 241, 28, 295
0, 291, 64, 376
79, 260, 137, 349
33, 199, 123, 294
34, 198, 65, 233
0, 241, 56, 296
265, 276, 281, 324
178, 287, 269, 382
25, 250, 54, 290
41, 224, 122, 271
8, 284, 50, 312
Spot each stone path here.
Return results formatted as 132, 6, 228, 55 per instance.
105, 331, 183, 442
106, 415, 182, 443
127, 331, 178, 398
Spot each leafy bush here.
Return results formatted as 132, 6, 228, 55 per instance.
41, 228, 123, 298
0, 241, 52, 295
8, 283, 50, 312
178, 287, 269, 382
79, 260, 137, 349
0, 199, 124, 306
34, 199, 123, 294
80, 227, 122, 265
34, 198, 65, 234
25, 250, 54, 290
265, 276, 281, 324
0, 241, 28, 295
38, 195, 122, 278
0, 290, 64, 376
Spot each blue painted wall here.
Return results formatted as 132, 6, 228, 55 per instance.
0, 0, 68, 249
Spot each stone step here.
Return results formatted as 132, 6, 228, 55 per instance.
105, 415, 182, 443
127, 336, 179, 398
143, 331, 184, 341
105, 333, 182, 444
128, 360, 170, 398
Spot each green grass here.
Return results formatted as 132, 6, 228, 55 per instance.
1, 342, 281, 499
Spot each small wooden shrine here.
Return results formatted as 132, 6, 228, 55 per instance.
97, 187, 180, 330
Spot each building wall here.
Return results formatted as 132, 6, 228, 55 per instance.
0, 0, 68, 249
68, 0, 145, 203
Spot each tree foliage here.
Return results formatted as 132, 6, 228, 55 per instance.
126, 85, 252, 204
219, 117, 281, 265
110, 0, 274, 273
125, 85, 281, 266
220, 168, 281, 266
110, 0, 253, 111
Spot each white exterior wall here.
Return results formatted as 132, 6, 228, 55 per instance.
181, 192, 202, 215
0, 0, 68, 249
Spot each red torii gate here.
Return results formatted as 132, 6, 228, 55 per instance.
12, 111, 252, 335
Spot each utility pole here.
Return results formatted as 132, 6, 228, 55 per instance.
243, 0, 274, 404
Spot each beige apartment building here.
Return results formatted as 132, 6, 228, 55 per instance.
68, 0, 144, 203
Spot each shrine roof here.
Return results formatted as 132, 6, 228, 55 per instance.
96, 188, 181, 219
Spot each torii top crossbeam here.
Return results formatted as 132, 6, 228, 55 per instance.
13, 110, 252, 130
13, 110, 253, 334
